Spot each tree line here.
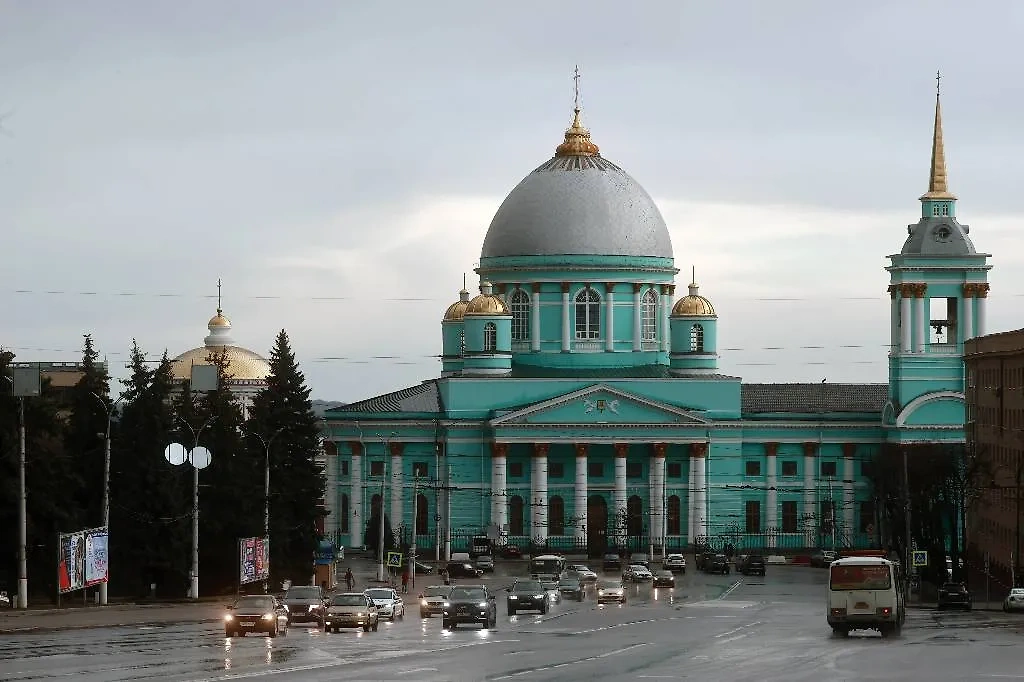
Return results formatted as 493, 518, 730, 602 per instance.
0, 330, 325, 600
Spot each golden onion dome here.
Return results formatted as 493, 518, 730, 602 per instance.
443, 288, 471, 322
672, 281, 716, 317
207, 311, 231, 328
554, 108, 600, 158
465, 281, 510, 316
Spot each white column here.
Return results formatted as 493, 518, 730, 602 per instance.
632, 285, 642, 351
693, 447, 707, 539
531, 445, 549, 544
843, 447, 855, 541
613, 445, 628, 547
650, 447, 666, 552
561, 285, 571, 351
530, 285, 541, 352
350, 445, 362, 544
962, 292, 974, 340
899, 289, 912, 353
574, 445, 588, 541
977, 288, 988, 336
605, 284, 615, 352
912, 292, 925, 353
687, 455, 695, 545
765, 444, 778, 549
802, 444, 816, 547
390, 449, 403, 535
888, 287, 899, 353
491, 445, 508, 534
660, 286, 672, 353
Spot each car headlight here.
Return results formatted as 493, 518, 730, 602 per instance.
262, 613, 274, 621
443, 602, 450, 608
224, 614, 233, 622
421, 599, 428, 606
509, 595, 518, 600
356, 612, 364, 617
535, 594, 544, 599
598, 590, 605, 595
478, 602, 487, 608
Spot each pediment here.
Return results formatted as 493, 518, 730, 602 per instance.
490, 384, 709, 426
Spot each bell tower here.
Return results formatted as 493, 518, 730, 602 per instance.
885, 75, 992, 431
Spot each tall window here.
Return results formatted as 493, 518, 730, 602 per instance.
509, 495, 525, 535
781, 501, 798, 532
415, 494, 428, 535
627, 495, 643, 536
690, 324, 704, 352
459, 329, 466, 356
341, 493, 349, 533
641, 289, 658, 341
549, 496, 565, 536
509, 289, 530, 341
666, 495, 681, 535
483, 322, 497, 352
858, 500, 875, 533
745, 500, 761, 534
574, 288, 601, 339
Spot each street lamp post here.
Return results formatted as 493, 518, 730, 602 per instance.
5, 366, 39, 610
90, 391, 124, 606
246, 428, 284, 593
376, 432, 397, 582
176, 416, 217, 600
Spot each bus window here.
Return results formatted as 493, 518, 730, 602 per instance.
830, 564, 892, 591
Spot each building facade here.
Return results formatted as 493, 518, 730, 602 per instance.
965, 328, 1024, 588
323, 87, 991, 559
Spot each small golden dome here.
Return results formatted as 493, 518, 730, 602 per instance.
208, 311, 231, 328
443, 288, 472, 322
554, 108, 600, 158
672, 281, 716, 317
465, 281, 510, 316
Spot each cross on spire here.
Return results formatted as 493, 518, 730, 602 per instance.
216, 278, 222, 314
573, 65, 581, 111
936, 70, 942, 97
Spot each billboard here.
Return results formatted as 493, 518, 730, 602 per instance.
58, 526, 109, 594
238, 536, 270, 585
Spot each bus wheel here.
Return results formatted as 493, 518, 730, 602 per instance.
831, 626, 849, 637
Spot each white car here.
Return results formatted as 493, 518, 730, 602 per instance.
597, 580, 626, 604
625, 564, 653, 582
570, 565, 598, 584
1004, 588, 1024, 612
663, 554, 687, 574
364, 587, 405, 621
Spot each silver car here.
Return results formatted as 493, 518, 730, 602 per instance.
419, 585, 450, 617
364, 587, 405, 621
323, 593, 379, 633
597, 580, 626, 605
1004, 587, 1024, 612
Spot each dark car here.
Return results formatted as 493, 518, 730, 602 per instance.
476, 555, 495, 573
507, 579, 549, 615
704, 554, 730, 575
282, 585, 327, 625
739, 554, 766, 576
696, 552, 715, 572
653, 570, 675, 588
442, 585, 497, 630
937, 582, 972, 610
446, 561, 484, 579
629, 553, 650, 568
224, 595, 289, 637
415, 560, 435, 575
557, 576, 585, 601
602, 553, 622, 572
810, 550, 838, 568
498, 545, 522, 559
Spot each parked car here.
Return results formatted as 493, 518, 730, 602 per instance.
418, 585, 450, 618
624, 564, 653, 582
414, 560, 435, 575
937, 582, 972, 610
364, 587, 406, 620
738, 554, 767, 576
663, 554, 687, 574
224, 595, 290, 637
282, 585, 327, 626
652, 570, 675, 588
475, 555, 495, 573
323, 593, 379, 633
442, 584, 497, 630
602, 553, 622, 572
568, 564, 598, 584
446, 561, 484, 579
507, 579, 548, 615
596, 580, 626, 605
1003, 587, 1024, 612
557, 576, 585, 601
810, 550, 839, 568
695, 552, 716, 572
498, 545, 522, 558
704, 554, 730, 575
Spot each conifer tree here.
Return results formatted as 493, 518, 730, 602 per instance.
65, 334, 111, 528
246, 330, 325, 586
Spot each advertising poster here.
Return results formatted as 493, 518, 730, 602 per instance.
84, 529, 109, 587
58, 532, 85, 594
238, 536, 270, 585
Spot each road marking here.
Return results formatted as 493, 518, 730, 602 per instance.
490, 643, 649, 679
717, 580, 743, 600
714, 622, 762, 639
716, 634, 748, 644
398, 668, 438, 675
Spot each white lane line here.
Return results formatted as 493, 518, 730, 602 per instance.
398, 668, 438, 675
715, 634, 748, 644
717, 580, 743, 600
714, 621, 763, 639
490, 643, 649, 680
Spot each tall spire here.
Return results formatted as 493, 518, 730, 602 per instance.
555, 66, 600, 158
920, 70, 956, 201
216, 277, 223, 315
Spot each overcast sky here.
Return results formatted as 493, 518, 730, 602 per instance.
2, 0, 1022, 401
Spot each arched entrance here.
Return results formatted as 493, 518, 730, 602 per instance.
364, 493, 392, 551
587, 495, 608, 558
627, 495, 645, 552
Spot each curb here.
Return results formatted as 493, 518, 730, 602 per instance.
0, 617, 213, 636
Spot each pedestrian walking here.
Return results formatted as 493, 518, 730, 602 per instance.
401, 570, 409, 594
344, 568, 354, 592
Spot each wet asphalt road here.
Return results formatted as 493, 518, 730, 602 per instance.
2, 568, 1023, 681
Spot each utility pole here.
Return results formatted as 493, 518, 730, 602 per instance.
17, 396, 27, 609
91, 391, 123, 606
245, 428, 283, 594
376, 433, 392, 582
902, 446, 913, 600
409, 477, 418, 592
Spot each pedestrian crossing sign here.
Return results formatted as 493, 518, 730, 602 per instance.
387, 552, 403, 568
912, 550, 928, 567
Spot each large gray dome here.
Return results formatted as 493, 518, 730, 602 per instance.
480, 112, 673, 261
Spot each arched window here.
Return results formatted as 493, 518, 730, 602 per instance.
941, 204, 950, 217
509, 495, 525, 536
627, 495, 643, 536
341, 493, 350, 533
483, 322, 497, 352
371, 493, 382, 516
667, 495, 681, 535
690, 324, 704, 353
574, 288, 601, 340
641, 289, 658, 341
509, 289, 530, 341
549, 496, 565, 536
415, 494, 428, 536
459, 329, 466, 356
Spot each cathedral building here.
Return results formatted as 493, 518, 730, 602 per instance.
323, 86, 990, 559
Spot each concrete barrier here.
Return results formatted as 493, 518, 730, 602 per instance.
766, 555, 788, 565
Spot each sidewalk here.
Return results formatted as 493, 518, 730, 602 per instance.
0, 602, 224, 635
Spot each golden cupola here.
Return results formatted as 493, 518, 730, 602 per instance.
443, 288, 472, 322
554, 107, 600, 158
672, 271, 716, 318
465, 281, 510, 316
